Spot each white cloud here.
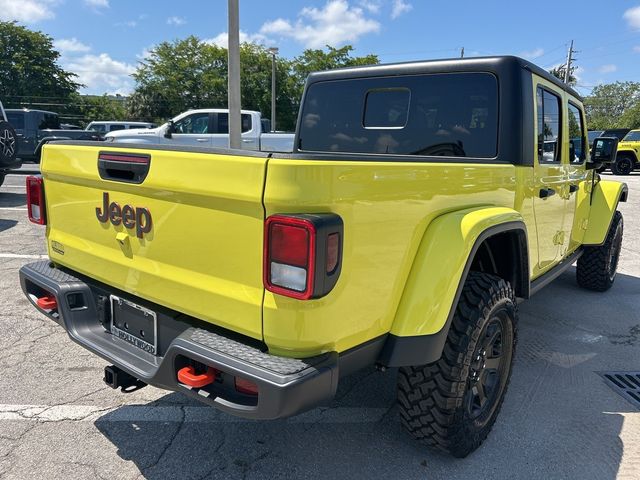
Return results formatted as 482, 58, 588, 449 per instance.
54, 38, 91, 53
624, 5, 640, 29
65, 53, 135, 95
519, 47, 544, 60
359, 0, 382, 14
84, 0, 109, 8
0, 0, 55, 23
167, 16, 186, 26
634, 46, 640, 53
260, 0, 380, 49
598, 64, 617, 74
391, 0, 412, 19
115, 20, 137, 28
206, 30, 270, 48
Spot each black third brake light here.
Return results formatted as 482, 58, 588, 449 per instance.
264, 214, 343, 300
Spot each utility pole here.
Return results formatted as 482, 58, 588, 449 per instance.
268, 47, 279, 132
460, 47, 464, 58
227, 0, 241, 149
564, 40, 574, 84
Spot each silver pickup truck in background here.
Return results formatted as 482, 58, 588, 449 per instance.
104, 108, 295, 153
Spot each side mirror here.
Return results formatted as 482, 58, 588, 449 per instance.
164, 120, 174, 139
587, 137, 618, 170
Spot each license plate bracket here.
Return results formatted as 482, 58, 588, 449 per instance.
110, 295, 158, 355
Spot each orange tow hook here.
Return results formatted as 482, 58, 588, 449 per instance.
177, 365, 217, 388
37, 295, 57, 310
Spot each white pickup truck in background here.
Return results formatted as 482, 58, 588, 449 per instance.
104, 108, 295, 153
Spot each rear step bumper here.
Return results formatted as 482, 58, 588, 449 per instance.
19, 260, 373, 420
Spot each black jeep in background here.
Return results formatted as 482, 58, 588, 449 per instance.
0, 101, 21, 187
6, 109, 101, 163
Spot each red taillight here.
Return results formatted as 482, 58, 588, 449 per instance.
270, 223, 310, 267
264, 214, 343, 300
26, 176, 46, 225
264, 215, 316, 299
234, 376, 259, 395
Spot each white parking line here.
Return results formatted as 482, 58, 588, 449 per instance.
0, 253, 47, 259
0, 207, 27, 211
0, 185, 26, 189
0, 404, 389, 423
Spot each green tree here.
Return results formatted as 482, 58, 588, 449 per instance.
548, 65, 577, 86
129, 39, 378, 130
0, 21, 80, 107
289, 45, 379, 117
584, 81, 640, 130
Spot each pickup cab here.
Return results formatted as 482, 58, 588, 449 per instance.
104, 108, 295, 153
5, 109, 101, 163
20, 56, 626, 458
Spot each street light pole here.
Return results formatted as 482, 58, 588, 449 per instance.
227, 0, 241, 149
268, 47, 279, 132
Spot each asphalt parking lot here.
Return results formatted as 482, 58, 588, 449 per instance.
0, 167, 639, 480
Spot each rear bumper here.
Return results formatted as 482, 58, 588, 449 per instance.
19, 261, 382, 419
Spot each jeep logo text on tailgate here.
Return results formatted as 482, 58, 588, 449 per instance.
96, 192, 152, 238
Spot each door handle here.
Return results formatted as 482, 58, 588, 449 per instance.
242, 139, 255, 143
539, 188, 556, 199
569, 184, 579, 194
196, 138, 208, 142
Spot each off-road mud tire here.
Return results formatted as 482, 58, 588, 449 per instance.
397, 271, 517, 458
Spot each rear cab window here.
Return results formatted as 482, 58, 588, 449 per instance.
298, 72, 499, 158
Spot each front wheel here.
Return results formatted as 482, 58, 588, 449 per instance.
397, 272, 517, 457
611, 154, 634, 175
576, 211, 623, 292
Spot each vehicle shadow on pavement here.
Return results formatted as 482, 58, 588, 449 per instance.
0, 192, 26, 208
0, 219, 18, 233
94, 268, 638, 480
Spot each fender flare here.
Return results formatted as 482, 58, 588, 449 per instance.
583, 180, 628, 246
378, 206, 528, 367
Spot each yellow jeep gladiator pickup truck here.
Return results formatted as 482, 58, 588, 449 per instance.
20, 56, 626, 457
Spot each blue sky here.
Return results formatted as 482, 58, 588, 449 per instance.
2, 0, 640, 96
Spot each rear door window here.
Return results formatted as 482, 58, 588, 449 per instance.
109, 125, 126, 131
298, 72, 498, 157
214, 113, 252, 133
537, 88, 561, 164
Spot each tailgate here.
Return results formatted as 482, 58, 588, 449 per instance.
41, 143, 267, 340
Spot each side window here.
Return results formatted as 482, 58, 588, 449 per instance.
39, 113, 60, 129
6, 113, 24, 129
568, 103, 586, 164
173, 113, 210, 134
537, 87, 561, 164
109, 125, 125, 132
214, 113, 252, 133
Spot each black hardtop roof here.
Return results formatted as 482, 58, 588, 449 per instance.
306, 55, 582, 102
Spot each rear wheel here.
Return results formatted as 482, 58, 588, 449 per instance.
397, 272, 517, 458
611, 154, 634, 175
577, 211, 623, 292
